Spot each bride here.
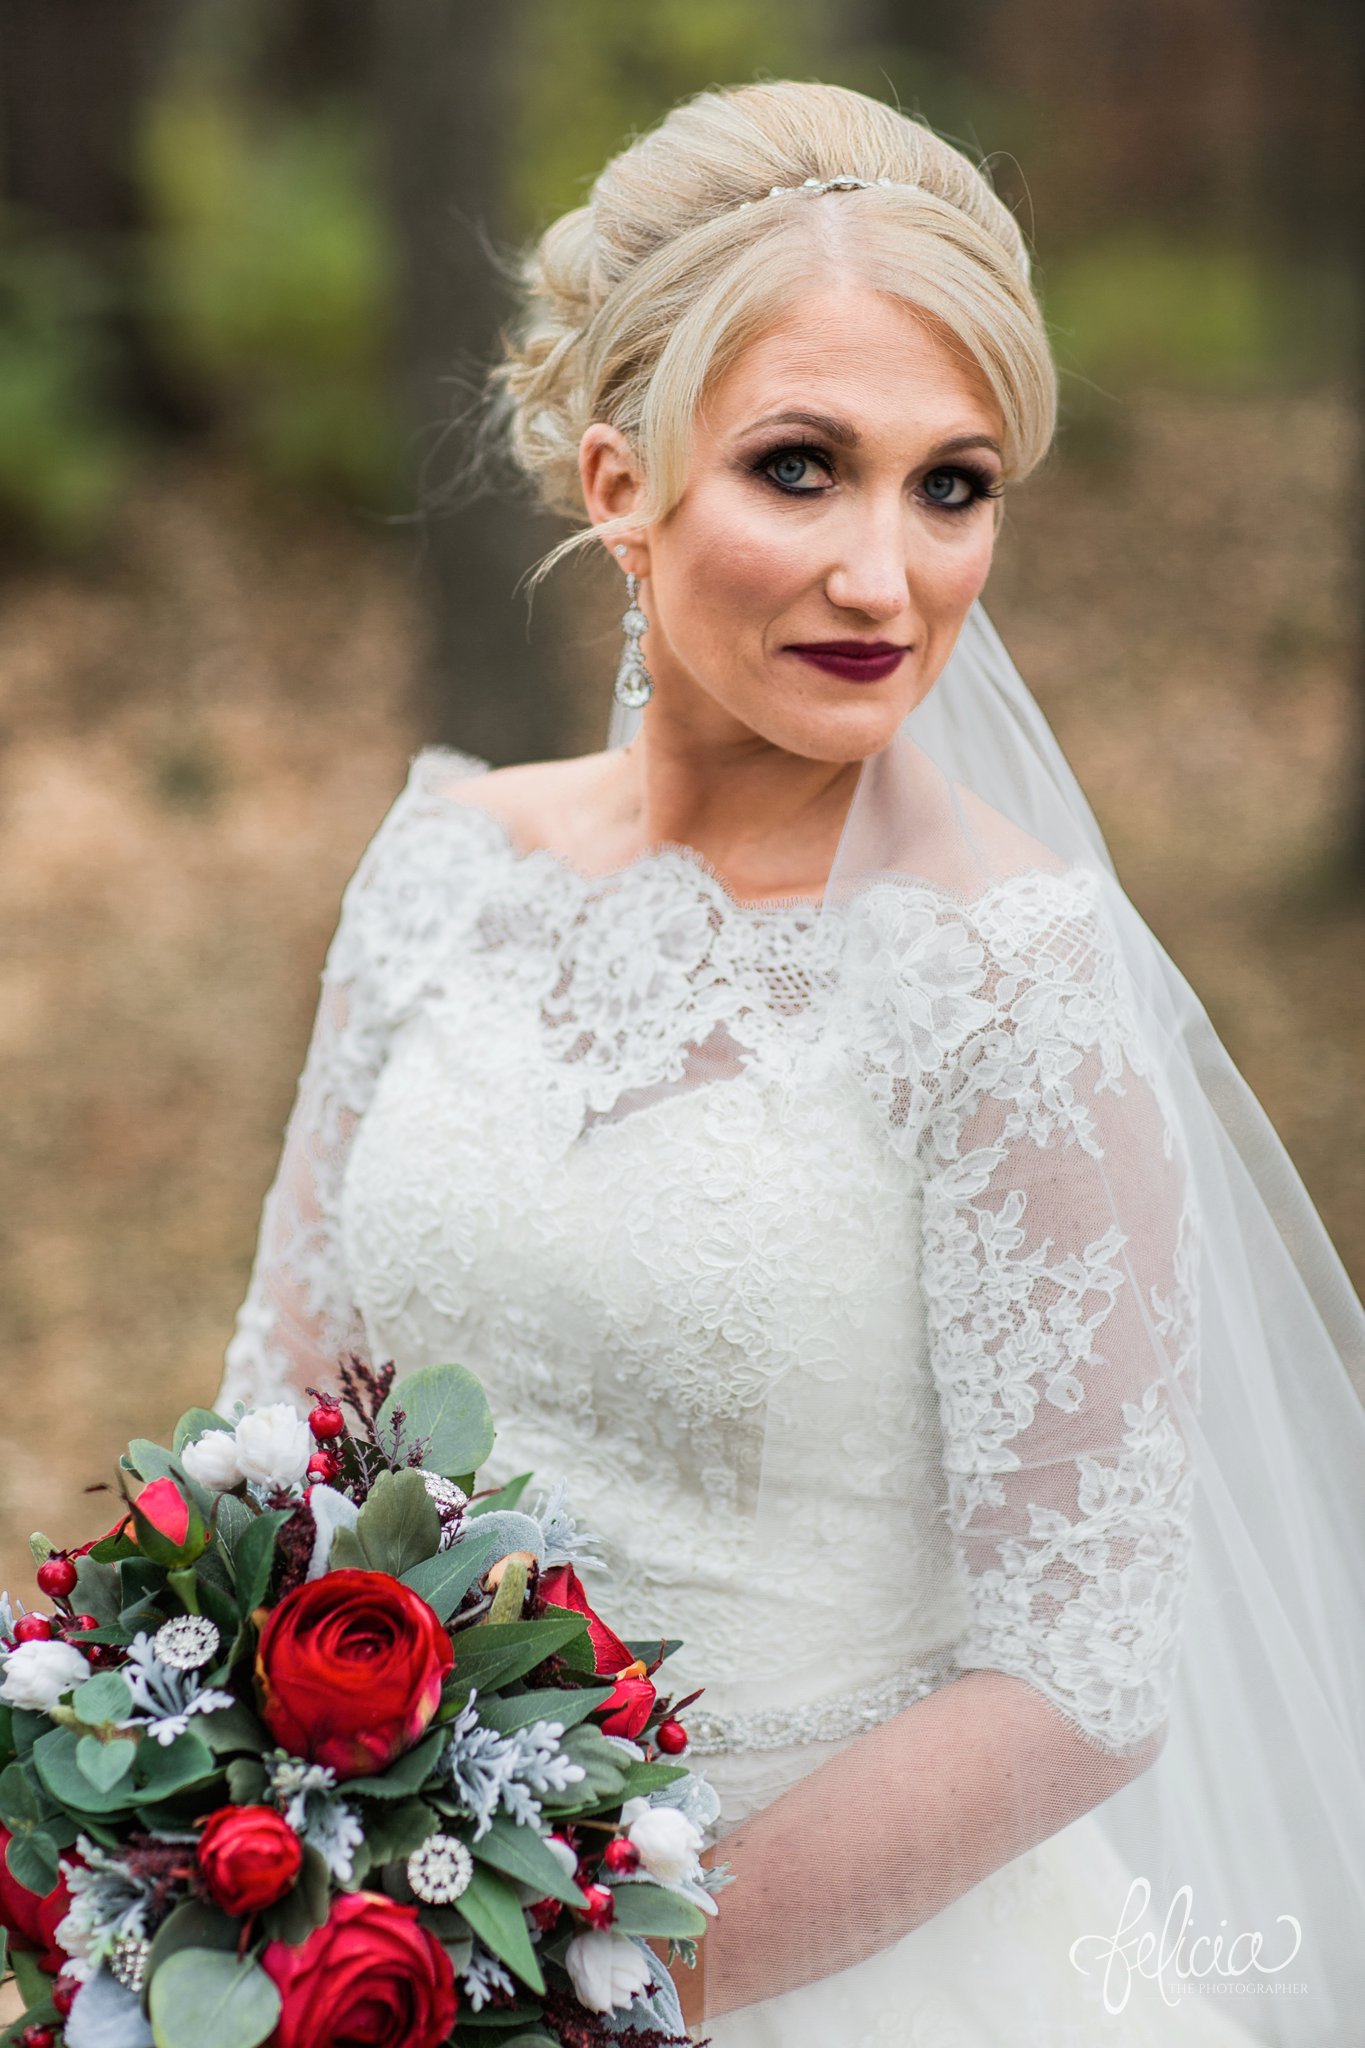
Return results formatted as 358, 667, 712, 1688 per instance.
215, 81, 1365, 2045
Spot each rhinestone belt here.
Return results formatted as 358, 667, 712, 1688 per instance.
685, 1652, 961, 1756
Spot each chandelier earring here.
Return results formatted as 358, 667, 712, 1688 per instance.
613, 568, 654, 709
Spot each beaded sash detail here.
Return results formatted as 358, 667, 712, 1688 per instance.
685, 1651, 962, 1756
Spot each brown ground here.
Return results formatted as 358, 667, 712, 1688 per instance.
1, 384, 1362, 1620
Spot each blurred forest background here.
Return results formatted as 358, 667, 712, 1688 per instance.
1, 0, 1363, 1614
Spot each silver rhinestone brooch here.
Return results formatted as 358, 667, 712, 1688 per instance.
110, 1933, 152, 1994
407, 1832, 475, 1905
152, 1616, 221, 1671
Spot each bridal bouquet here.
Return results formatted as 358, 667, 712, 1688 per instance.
0, 1358, 726, 2048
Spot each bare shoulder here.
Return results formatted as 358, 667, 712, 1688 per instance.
433, 751, 619, 857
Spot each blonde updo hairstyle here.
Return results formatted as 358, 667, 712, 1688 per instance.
492, 80, 1057, 582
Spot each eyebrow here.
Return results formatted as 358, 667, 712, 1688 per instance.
741, 408, 1002, 460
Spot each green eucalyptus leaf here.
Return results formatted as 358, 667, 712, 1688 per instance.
259, 1843, 330, 1947
350, 1469, 442, 1577
377, 1363, 495, 1479
71, 1554, 121, 1627
71, 1671, 134, 1726
33, 1729, 135, 1817
75, 1735, 137, 1792
5, 1825, 60, 1895
327, 1524, 368, 1572
199, 1701, 266, 1757
147, 1948, 281, 2048
132, 1726, 216, 1804
7, 1941, 52, 2007
0, 1760, 51, 1830
145, 1896, 239, 1978
225, 1757, 267, 1806
351, 1796, 436, 1870
173, 1408, 234, 1455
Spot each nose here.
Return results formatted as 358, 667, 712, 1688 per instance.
822, 503, 912, 624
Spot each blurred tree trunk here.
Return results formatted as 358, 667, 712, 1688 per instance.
368, 0, 574, 763
0, 0, 180, 425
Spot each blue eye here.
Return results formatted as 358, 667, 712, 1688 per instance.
921, 465, 1003, 514
755, 444, 833, 495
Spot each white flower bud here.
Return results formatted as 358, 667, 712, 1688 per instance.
622, 1798, 705, 1886
544, 1833, 580, 1881
563, 1927, 653, 2014
180, 1429, 244, 1492
233, 1403, 312, 1489
0, 1637, 91, 1711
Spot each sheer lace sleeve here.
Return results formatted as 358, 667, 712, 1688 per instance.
215, 748, 486, 1415
693, 871, 1202, 2021
911, 870, 1200, 1762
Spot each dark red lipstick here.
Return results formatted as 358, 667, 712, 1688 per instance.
785, 640, 908, 682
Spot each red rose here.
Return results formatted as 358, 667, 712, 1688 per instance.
537, 1564, 634, 1674
256, 1569, 453, 1781
0, 1827, 72, 1974
600, 1672, 657, 1739
263, 1889, 456, 2048
198, 1806, 303, 1915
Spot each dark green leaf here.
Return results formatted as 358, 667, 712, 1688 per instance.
259, 1843, 331, 1946
9, 1711, 45, 1759
475, 1684, 614, 1736
351, 1796, 436, 1873
470, 1813, 587, 1906
451, 1863, 545, 1995
200, 1701, 266, 1757
5, 1826, 59, 1895
211, 1492, 254, 1566
351, 1468, 442, 1577
449, 1614, 587, 1695
606, 1880, 707, 1938
377, 1363, 496, 1479
225, 1757, 267, 1805
0, 1760, 52, 1830
614, 1759, 691, 1800
148, 1949, 281, 2048
7, 1942, 52, 2007
327, 1525, 368, 1571
466, 1471, 533, 1516
75, 1736, 137, 1792
231, 1508, 293, 1615
623, 1636, 683, 1663
343, 1727, 445, 1799
33, 1729, 134, 1817
71, 1554, 121, 1627
400, 1529, 501, 1622
145, 1896, 239, 1977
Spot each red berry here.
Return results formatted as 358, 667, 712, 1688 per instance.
309, 1403, 346, 1442
602, 1835, 640, 1873
528, 1894, 562, 1931
65, 1613, 100, 1633
305, 1450, 339, 1483
52, 1974, 79, 2017
579, 1881, 615, 1929
655, 1717, 689, 1754
36, 1555, 78, 1600
12, 1612, 54, 1644
22, 2026, 57, 2048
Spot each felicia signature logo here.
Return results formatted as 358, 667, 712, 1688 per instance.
1069, 1878, 1303, 2013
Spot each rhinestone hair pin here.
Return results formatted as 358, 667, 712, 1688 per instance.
738, 174, 899, 208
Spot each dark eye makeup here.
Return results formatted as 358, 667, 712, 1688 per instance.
748, 440, 1003, 515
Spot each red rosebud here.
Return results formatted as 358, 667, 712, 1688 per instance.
198, 1805, 303, 1916
262, 1890, 456, 2048
536, 1564, 634, 1676
255, 1569, 453, 1782
0, 1827, 73, 1975
599, 1673, 657, 1739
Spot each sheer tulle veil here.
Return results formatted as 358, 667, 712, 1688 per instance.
609, 599, 1365, 2043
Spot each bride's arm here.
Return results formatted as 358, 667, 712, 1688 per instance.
673, 883, 1199, 2024
216, 756, 455, 1414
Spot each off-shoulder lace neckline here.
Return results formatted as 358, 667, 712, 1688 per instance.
413, 744, 834, 918
409, 743, 1098, 923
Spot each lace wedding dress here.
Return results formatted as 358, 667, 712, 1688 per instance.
216, 747, 1270, 2046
